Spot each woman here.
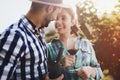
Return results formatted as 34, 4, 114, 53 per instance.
47, 8, 103, 80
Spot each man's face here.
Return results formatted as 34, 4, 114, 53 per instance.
41, 7, 62, 28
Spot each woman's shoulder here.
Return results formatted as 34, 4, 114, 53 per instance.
76, 36, 93, 52
76, 36, 92, 45
47, 38, 62, 48
48, 38, 60, 44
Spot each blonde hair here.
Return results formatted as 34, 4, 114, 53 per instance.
63, 8, 79, 36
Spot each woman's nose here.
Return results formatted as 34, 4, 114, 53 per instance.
56, 19, 62, 24
55, 20, 61, 27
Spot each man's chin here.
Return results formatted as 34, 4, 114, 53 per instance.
41, 23, 49, 28
40, 25, 47, 29
41, 21, 50, 28
45, 21, 51, 27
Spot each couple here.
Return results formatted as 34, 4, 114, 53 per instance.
0, 0, 103, 80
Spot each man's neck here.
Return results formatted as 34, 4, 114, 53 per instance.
26, 9, 46, 29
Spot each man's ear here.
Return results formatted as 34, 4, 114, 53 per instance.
45, 5, 54, 13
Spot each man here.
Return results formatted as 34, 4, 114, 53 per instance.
0, 0, 69, 80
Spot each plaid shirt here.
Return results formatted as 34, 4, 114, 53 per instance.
0, 16, 48, 80
47, 38, 103, 80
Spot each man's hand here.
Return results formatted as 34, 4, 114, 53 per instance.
76, 66, 96, 80
45, 74, 64, 80
54, 74, 64, 80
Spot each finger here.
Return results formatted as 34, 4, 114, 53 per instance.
55, 74, 64, 80
62, 59, 74, 67
66, 60, 74, 66
79, 72, 88, 80
60, 74, 64, 79
67, 57, 75, 63
64, 57, 75, 65
45, 73, 49, 80
67, 55, 75, 59
80, 71, 89, 80
76, 68, 84, 76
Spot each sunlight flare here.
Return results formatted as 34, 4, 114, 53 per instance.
63, 0, 118, 16
93, 0, 118, 15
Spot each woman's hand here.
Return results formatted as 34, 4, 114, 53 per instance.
76, 66, 96, 80
61, 55, 75, 68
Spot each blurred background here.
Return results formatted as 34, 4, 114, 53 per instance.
0, 0, 120, 80
46, 0, 120, 80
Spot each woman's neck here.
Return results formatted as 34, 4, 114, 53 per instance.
59, 34, 77, 50
59, 33, 71, 48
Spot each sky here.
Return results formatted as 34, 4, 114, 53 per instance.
0, 0, 118, 33
0, 0, 31, 33
0, 0, 79, 33
93, 0, 118, 16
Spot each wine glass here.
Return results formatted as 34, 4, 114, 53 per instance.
66, 49, 78, 73
67, 49, 78, 55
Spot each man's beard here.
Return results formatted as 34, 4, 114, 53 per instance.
41, 18, 51, 29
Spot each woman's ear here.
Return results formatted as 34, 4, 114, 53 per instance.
45, 5, 54, 13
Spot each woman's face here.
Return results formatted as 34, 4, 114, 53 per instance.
55, 9, 74, 35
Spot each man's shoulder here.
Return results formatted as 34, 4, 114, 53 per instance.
0, 21, 26, 41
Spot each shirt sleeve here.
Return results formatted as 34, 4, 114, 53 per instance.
0, 30, 25, 80
89, 41, 104, 80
